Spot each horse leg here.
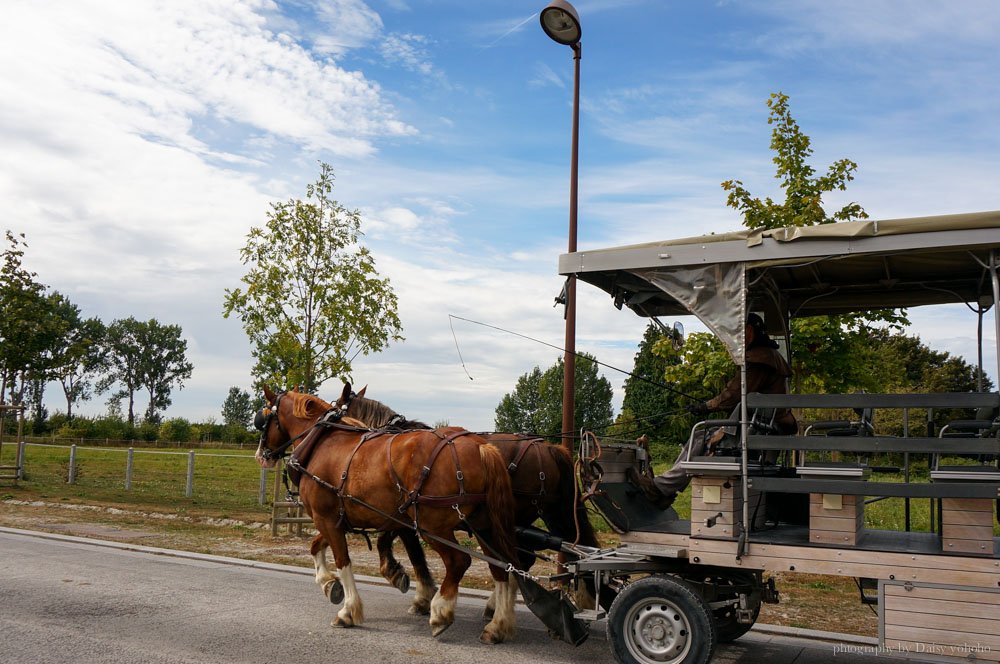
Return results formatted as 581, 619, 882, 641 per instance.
476, 535, 517, 644
376, 531, 410, 594
541, 512, 596, 610
322, 527, 364, 628
310, 535, 344, 604
423, 535, 470, 638
399, 528, 437, 616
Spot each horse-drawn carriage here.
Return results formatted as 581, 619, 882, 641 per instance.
257, 210, 1000, 664
556, 210, 1000, 663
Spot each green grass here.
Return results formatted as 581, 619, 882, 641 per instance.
1, 441, 268, 521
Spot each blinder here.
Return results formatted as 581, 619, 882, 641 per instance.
253, 408, 269, 431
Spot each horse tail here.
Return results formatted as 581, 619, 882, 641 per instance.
549, 444, 600, 548
479, 443, 519, 565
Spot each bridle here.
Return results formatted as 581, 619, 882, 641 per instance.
339, 390, 407, 430
255, 392, 311, 462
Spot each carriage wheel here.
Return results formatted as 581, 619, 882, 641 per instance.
607, 575, 715, 664
708, 572, 761, 643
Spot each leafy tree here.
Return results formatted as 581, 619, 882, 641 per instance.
137, 320, 193, 423
52, 317, 107, 419
494, 353, 613, 441
618, 323, 685, 443
101, 317, 193, 424
221, 386, 256, 431
100, 318, 146, 425
721, 92, 867, 229
39, 293, 107, 420
0, 231, 48, 404
223, 163, 403, 393
655, 92, 909, 397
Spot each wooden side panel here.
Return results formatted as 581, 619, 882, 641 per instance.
882, 582, 1000, 662
687, 537, 1000, 587
941, 498, 997, 556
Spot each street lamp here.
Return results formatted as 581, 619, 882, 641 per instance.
540, 0, 581, 454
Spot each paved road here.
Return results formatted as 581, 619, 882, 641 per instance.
0, 528, 924, 664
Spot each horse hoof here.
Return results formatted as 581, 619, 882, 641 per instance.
394, 573, 411, 594
332, 617, 354, 629
329, 580, 345, 605
431, 622, 452, 638
480, 629, 502, 645
408, 600, 431, 616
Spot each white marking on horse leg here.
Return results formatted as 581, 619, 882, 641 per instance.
429, 588, 456, 637
409, 576, 436, 616
481, 576, 516, 644
483, 585, 497, 621
333, 564, 364, 627
313, 546, 336, 596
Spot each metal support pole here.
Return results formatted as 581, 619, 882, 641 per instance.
259, 467, 268, 505
17, 440, 25, 479
185, 450, 195, 497
991, 250, 1000, 386
560, 41, 582, 456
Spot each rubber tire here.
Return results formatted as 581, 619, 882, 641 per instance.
707, 572, 760, 643
607, 575, 716, 664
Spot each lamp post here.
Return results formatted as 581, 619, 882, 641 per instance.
540, 0, 581, 454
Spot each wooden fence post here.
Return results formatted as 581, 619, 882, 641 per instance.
125, 448, 134, 490
185, 450, 195, 497
68, 444, 77, 484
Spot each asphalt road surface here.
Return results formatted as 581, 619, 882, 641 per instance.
0, 528, 926, 664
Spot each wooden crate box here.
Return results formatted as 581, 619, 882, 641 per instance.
809, 492, 864, 546
690, 476, 764, 539
941, 498, 997, 556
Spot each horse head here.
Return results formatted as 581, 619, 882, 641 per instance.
254, 387, 334, 468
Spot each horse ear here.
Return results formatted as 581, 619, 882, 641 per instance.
340, 382, 352, 404
357, 385, 367, 399
263, 385, 276, 404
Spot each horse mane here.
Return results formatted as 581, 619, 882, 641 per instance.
351, 395, 430, 430
290, 392, 334, 419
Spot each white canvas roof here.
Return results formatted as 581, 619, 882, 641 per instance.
559, 210, 1000, 366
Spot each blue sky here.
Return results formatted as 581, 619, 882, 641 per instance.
1, 0, 998, 430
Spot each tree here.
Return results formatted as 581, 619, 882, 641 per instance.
494, 353, 614, 441
0, 231, 48, 404
223, 163, 403, 393
494, 367, 543, 434
721, 92, 867, 229
655, 93, 909, 397
50, 316, 107, 420
137, 320, 193, 423
101, 317, 193, 425
618, 323, 684, 443
221, 386, 255, 431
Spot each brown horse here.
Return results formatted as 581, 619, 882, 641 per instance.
331, 383, 600, 614
255, 387, 520, 643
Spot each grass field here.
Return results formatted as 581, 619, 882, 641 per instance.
0, 441, 267, 521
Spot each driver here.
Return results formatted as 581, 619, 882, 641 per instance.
629, 313, 796, 509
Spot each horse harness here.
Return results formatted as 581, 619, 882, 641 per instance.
261, 401, 489, 533
505, 437, 549, 515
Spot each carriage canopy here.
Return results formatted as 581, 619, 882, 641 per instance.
559, 210, 1000, 370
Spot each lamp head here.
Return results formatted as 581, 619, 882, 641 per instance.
540, 0, 581, 46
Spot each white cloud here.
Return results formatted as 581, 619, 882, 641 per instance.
302, 0, 385, 56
